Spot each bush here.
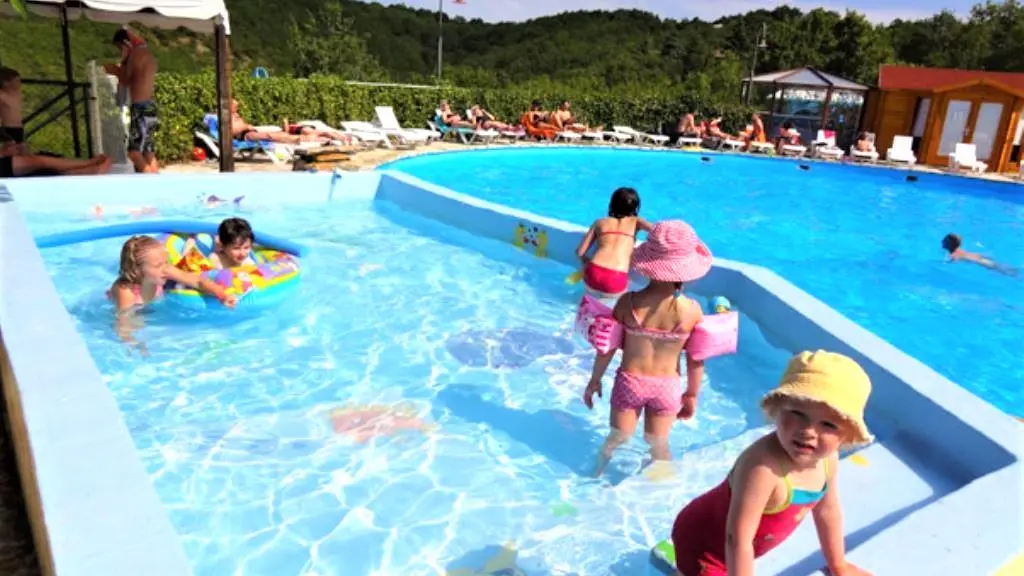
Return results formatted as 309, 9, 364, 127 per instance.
31, 73, 757, 162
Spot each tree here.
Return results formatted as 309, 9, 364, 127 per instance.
288, 1, 387, 81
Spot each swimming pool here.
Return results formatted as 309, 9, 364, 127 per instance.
384, 148, 1024, 416
25, 197, 788, 574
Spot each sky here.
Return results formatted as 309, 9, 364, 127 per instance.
364, 0, 965, 25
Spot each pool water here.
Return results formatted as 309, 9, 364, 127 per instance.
27, 199, 785, 575
386, 148, 1024, 416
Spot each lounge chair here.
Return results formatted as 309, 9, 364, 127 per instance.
195, 113, 287, 165
885, 135, 917, 165
850, 133, 879, 162
521, 113, 559, 141
677, 134, 703, 148
812, 130, 843, 160
463, 109, 526, 142
610, 125, 669, 146
340, 121, 396, 148
429, 115, 499, 144
749, 141, 774, 154
949, 143, 987, 173
374, 106, 436, 144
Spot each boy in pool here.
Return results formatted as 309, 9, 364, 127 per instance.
942, 233, 1018, 276
208, 217, 257, 269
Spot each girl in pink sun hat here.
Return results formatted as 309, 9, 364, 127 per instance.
583, 220, 713, 476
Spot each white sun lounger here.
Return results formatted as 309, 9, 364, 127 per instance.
850, 132, 879, 162
812, 131, 843, 160
375, 106, 436, 144
886, 135, 917, 165
611, 125, 669, 146
949, 142, 987, 173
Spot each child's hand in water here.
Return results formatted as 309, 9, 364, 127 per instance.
677, 393, 697, 420
218, 292, 238, 308
583, 378, 603, 409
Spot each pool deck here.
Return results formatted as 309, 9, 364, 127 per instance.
163, 139, 1024, 185
0, 167, 1021, 575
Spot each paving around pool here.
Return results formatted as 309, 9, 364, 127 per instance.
0, 155, 1021, 575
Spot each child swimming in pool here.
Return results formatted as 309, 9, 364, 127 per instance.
942, 233, 1018, 276
110, 235, 236, 313
583, 220, 709, 476
207, 217, 257, 269
667, 351, 873, 576
574, 187, 655, 297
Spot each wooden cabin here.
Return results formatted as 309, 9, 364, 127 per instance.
861, 65, 1024, 173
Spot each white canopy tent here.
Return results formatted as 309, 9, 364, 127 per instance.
0, 0, 237, 171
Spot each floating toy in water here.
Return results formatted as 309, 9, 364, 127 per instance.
161, 231, 300, 311
550, 500, 578, 517
446, 542, 526, 576
329, 403, 436, 444
565, 269, 583, 285
203, 194, 244, 208
446, 328, 574, 369
93, 204, 158, 220
711, 296, 732, 314
652, 539, 675, 571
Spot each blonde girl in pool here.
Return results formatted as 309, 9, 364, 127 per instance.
109, 236, 236, 347
667, 351, 873, 576
583, 220, 711, 476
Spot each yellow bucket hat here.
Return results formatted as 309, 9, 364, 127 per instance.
760, 350, 874, 447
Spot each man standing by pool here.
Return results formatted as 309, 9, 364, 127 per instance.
105, 28, 159, 173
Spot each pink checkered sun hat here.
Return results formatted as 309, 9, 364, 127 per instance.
631, 220, 713, 283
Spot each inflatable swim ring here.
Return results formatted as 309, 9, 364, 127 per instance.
158, 232, 300, 310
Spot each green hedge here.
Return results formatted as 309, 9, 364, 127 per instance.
29, 73, 757, 162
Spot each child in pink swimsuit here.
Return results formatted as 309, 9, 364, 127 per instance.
669, 351, 874, 576
575, 187, 654, 297
109, 235, 236, 312
583, 220, 712, 476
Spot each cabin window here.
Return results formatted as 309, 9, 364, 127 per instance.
911, 97, 931, 153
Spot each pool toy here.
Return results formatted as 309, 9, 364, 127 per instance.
566, 269, 583, 284
550, 500, 578, 517
92, 204, 158, 220
161, 231, 300, 311
446, 542, 526, 576
34, 219, 308, 256
652, 539, 675, 571
575, 294, 738, 361
446, 327, 574, 369
329, 403, 436, 444
849, 453, 870, 466
711, 296, 732, 314
574, 294, 623, 354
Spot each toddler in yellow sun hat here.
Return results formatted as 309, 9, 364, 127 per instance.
659, 350, 874, 576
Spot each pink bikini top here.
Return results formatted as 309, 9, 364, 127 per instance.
622, 293, 691, 344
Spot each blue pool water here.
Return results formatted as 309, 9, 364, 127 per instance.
385, 148, 1024, 416
27, 198, 787, 574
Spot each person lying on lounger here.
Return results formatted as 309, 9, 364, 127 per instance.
229, 100, 326, 145
550, 100, 603, 133
438, 100, 474, 129
280, 118, 355, 145
1, 137, 112, 178
468, 105, 512, 131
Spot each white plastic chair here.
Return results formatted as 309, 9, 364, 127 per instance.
949, 143, 988, 173
886, 135, 917, 165
611, 125, 669, 146
371, 106, 431, 146
812, 130, 843, 160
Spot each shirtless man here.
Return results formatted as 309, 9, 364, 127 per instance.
229, 100, 325, 145
550, 100, 602, 133
942, 233, 1018, 276
105, 29, 160, 173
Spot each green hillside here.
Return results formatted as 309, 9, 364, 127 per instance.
2, 0, 1024, 88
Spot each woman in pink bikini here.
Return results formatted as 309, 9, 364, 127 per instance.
583, 220, 712, 476
575, 187, 654, 297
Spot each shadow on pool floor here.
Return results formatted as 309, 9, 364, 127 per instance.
0, 413, 40, 576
